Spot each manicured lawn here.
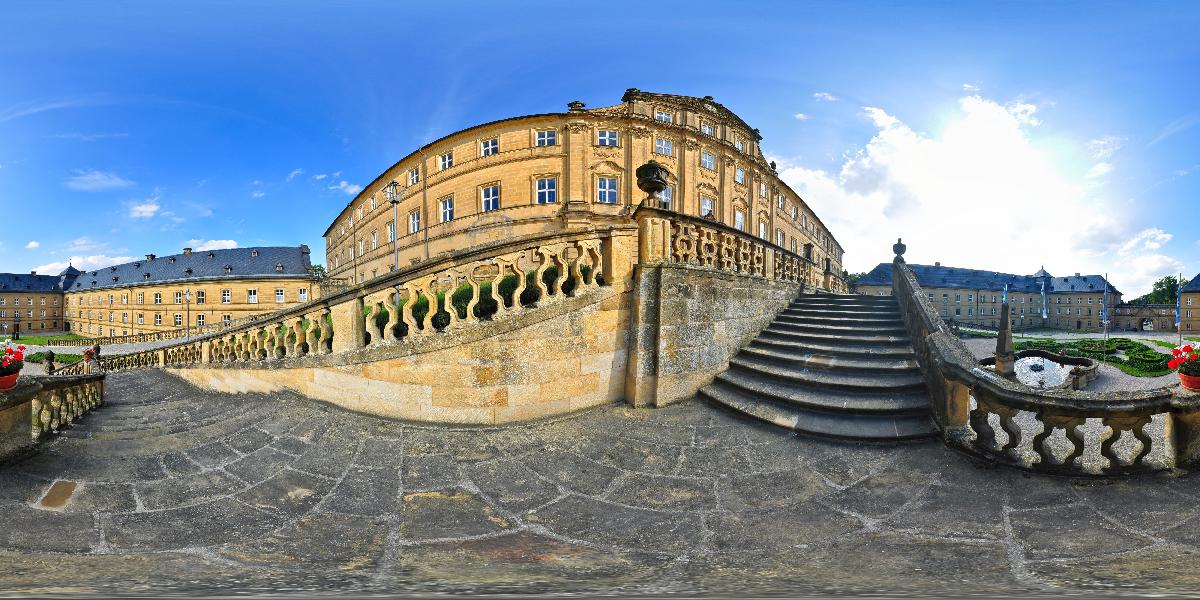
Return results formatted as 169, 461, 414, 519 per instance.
24, 352, 83, 365
1013, 337, 1171, 377
2, 332, 88, 344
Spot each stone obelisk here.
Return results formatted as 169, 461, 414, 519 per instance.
994, 302, 1016, 378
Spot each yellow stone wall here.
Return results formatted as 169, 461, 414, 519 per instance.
1186, 292, 1200, 334
64, 277, 316, 337
325, 92, 847, 290
0, 293, 64, 335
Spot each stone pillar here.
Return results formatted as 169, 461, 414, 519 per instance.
330, 296, 365, 354
0, 379, 44, 463
995, 303, 1016, 378
1172, 395, 1200, 467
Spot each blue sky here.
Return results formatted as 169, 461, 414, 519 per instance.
1, 1, 1197, 296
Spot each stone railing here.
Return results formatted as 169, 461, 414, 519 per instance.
891, 251, 1199, 476
50, 313, 271, 347
0, 372, 105, 463
56, 228, 619, 376
635, 205, 813, 286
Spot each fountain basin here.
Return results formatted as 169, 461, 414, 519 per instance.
978, 349, 1098, 391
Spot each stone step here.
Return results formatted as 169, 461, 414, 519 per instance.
759, 326, 912, 346
768, 320, 909, 337
727, 354, 926, 393
700, 384, 937, 441
782, 307, 902, 320
785, 303, 900, 315
793, 294, 896, 305
714, 369, 932, 415
747, 337, 917, 359
775, 313, 903, 328
737, 345, 919, 373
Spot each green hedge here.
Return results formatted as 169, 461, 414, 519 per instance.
24, 352, 83, 365
1013, 337, 1171, 377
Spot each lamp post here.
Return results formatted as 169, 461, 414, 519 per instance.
184, 290, 193, 340
386, 180, 402, 273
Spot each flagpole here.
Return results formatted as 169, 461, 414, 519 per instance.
1179, 273, 1184, 347
1103, 273, 1109, 347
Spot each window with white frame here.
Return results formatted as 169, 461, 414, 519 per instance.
654, 110, 673, 124
700, 151, 714, 170
221, 289, 231, 303
357, 240, 364, 256
536, 129, 557, 146
777, 196, 784, 210
408, 210, 421, 234
370, 196, 377, 210
660, 186, 673, 209
735, 138, 744, 152
536, 177, 557, 204
371, 230, 378, 250
701, 196, 714, 217
299, 288, 308, 302
776, 230, 785, 247
596, 177, 618, 204
758, 220, 767, 240
440, 197, 454, 222
701, 122, 714, 136
387, 220, 396, 242
597, 130, 618, 146
759, 182, 767, 197
137, 313, 144, 324
734, 210, 746, 231
408, 167, 420, 185
197, 314, 205, 326
790, 238, 798, 254
481, 184, 501, 211
247, 289, 258, 304
137, 292, 144, 304
654, 138, 673, 156
154, 314, 162, 325
196, 290, 205, 304
174, 291, 183, 304
794, 207, 800, 221
275, 289, 285, 303
735, 168, 745, 184
223, 314, 231, 324
438, 151, 453, 170
174, 314, 183, 326
480, 137, 499, 156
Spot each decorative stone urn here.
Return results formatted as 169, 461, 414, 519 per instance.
636, 160, 670, 208
893, 238, 907, 262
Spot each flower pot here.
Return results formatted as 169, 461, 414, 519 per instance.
1181, 372, 1200, 392
0, 372, 18, 392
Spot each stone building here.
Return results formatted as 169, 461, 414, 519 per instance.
856, 263, 1122, 332
1182, 273, 1200, 333
323, 89, 847, 291
61, 247, 318, 337
0, 268, 80, 336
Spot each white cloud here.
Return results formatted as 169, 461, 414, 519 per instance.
34, 254, 135, 274
67, 237, 108, 253
129, 201, 160, 218
330, 180, 363, 195
64, 169, 134, 191
775, 93, 1182, 297
813, 92, 838, 102
24, 241, 39, 249
793, 113, 810, 121
184, 239, 238, 251
962, 83, 980, 92
286, 168, 305, 181
1005, 100, 1041, 126
312, 173, 328, 181
1088, 135, 1125, 160
251, 190, 265, 198
1085, 162, 1113, 179
332, 171, 343, 177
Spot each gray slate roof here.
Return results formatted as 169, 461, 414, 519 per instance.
66, 246, 314, 292
1183, 273, 1200, 293
858, 263, 1121, 295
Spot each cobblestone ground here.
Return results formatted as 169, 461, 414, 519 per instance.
4, 371, 1200, 597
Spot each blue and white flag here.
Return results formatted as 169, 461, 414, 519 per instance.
1177, 276, 1183, 328
1100, 275, 1108, 323
1040, 280, 1048, 319
1002, 283, 1008, 305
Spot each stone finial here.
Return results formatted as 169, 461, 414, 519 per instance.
995, 303, 1016, 378
636, 160, 671, 208
567, 100, 586, 112
893, 238, 907, 263
769, 160, 777, 173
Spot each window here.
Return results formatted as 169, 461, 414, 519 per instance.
955, 294, 961, 303
596, 177, 618, 204
137, 313, 144, 325
735, 138, 744, 152
154, 314, 162, 326
196, 291, 205, 304
791, 206, 799, 220
197, 314, 205, 326
408, 210, 421, 234
409, 167, 420, 185
223, 314, 231, 325
660, 186, 673, 209
700, 151, 714, 170
654, 138, 673, 156
439, 151, 453, 170
536, 177, 557, 204
299, 288, 308, 303
370, 196, 377, 210
122, 312, 128, 324
137, 292, 143, 304
701, 122, 714, 136
371, 230, 378, 250
480, 137, 499, 156
387, 220, 396, 242
440, 197, 454, 222
221, 289, 231, 304
655, 110, 673, 124
481, 185, 501, 211
701, 196, 714, 217
758, 220, 768, 240
777, 196, 785, 210
247, 289, 258, 304
536, 129, 557, 146
776, 230, 785, 247
735, 168, 745, 184
275, 289, 285, 303
358, 240, 364, 256
174, 314, 183, 327
734, 210, 746, 231
597, 130, 618, 146
759, 182, 767, 197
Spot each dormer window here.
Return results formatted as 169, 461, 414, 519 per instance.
275, 263, 285, 272
110, 266, 116, 272
251, 250, 259, 257
184, 268, 193, 276
654, 110, 674, 124
144, 273, 151, 280
168, 257, 176, 264
112, 276, 118, 282
133, 263, 140, 269
224, 266, 233, 274
207, 252, 215, 259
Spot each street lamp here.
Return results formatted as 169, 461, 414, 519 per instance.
184, 289, 193, 339
386, 180, 402, 273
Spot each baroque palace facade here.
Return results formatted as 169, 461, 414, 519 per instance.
324, 89, 847, 290
858, 262, 1200, 333
1, 246, 318, 338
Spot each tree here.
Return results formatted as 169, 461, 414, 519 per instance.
845, 272, 868, 287
1130, 275, 1189, 305
308, 264, 328, 279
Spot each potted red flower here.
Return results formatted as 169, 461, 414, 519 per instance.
0, 340, 26, 392
1169, 344, 1200, 392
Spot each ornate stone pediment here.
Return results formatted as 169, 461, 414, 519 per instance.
589, 159, 625, 173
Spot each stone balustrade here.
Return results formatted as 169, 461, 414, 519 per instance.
51, 313, 273, 347
0, 373, 105, 463
891, 256, 1200, 476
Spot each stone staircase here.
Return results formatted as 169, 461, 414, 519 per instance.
700, 293, 937, 441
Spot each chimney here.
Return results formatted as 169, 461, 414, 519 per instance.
1075, 272, 1081, 277
183, 247, 192, 255
146, 254, 156, 261
935, 261, 941, 267
30, 270, 36, 276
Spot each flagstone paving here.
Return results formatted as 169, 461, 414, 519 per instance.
3, 370, 1200, 596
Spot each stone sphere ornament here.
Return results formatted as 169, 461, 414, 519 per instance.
636, 160, 670, 199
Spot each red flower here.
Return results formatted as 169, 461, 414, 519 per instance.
1175, 348, 1184, 357
1185, 345, 1195, 354
15, 345, 24, 352
1170, 358, 1181, 370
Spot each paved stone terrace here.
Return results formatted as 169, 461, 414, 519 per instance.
3, 372, 1200, 596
